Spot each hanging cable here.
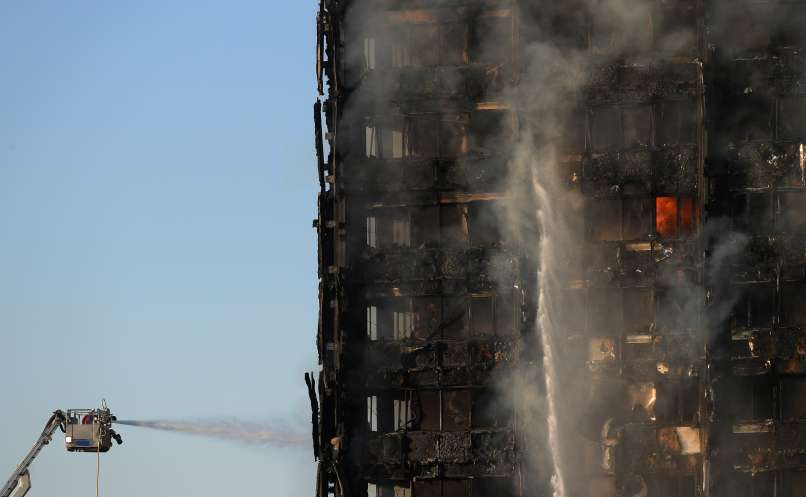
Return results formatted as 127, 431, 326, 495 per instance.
95, 429, 101, 497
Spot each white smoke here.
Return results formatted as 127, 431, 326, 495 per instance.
504, 3, 699, 496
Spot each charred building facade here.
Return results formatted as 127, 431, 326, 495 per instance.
311, 2, 806, 497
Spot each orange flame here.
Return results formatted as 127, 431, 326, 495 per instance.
656, 197, 678, 238
679, 197, 695, 235
656, 197, 695, 238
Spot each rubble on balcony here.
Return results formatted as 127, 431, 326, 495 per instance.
729, 142, 805, 189
366, 429, 516, 479
361, 247, 519, 294
360, 339, 517, 389
585, 62, 701, 106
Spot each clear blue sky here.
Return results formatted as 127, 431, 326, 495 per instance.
1, 2, 319, 496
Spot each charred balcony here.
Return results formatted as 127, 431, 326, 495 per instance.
361, 385, 517, 479
355, 65, 509, 111
711, 373, 806, 473
346, 200, 520, 292
712, 53, 806, 191
355, 247, 518, 293
365, 428, 517, 479
585, 62, 702, 106
354, 337, 517, 388
619, 424, 703, 473
339, 109, 514, 195
583, 239, 700, 288
341, 156, 509, 194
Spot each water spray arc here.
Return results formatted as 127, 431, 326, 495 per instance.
535, 191, 568, 497
114, 419, 307, 447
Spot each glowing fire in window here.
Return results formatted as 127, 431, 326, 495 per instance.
656, 197, 695, 238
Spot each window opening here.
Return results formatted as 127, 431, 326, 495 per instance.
364, 37, 376, 71
367, 306, 378, 341
471, 296, 494, 335
656, 197, 695, 238
374, 485, 412, 497
394, 396, 413, 430
367, 396, 378, 432
367, 216, 377, 248
382, 129, 404, 159
394, 485, 412, 497
392, 218, 411, 247
366, 126, 378, 158
418, 391, 441, 431
394, 311, 414, 340
443, 390, 471, 431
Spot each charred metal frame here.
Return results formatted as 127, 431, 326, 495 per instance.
312, 2, 806, 497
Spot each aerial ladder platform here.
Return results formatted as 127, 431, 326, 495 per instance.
1, 403, 122, 497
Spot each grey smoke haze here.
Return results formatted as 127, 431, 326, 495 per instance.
335, 1, 765, 496
115, 419, 307, 447
502, 2, 733, 497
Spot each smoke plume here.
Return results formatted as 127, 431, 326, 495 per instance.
330, 1, 771, 495
502, 3, 741, 497
115, 419, 307, 447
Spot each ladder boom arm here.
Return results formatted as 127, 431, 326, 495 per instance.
1, 411, 67, 497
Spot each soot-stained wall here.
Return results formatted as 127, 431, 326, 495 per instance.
311, 2, 806, 497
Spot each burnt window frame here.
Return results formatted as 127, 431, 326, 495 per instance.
367, 297, 415, 342
404, 114, 440, 158
390, 23, 439, 68
655, 196, 697, 240
470, 478, 516, 497
653, 379, 699, 425
442, 389, 471, 431
370, 390, 417, 433
468, 200, 505, 247
718, 376, 774, 422
588, 100, 700, 152
731, 283, 776, 330
656, 99, 698, 146
468, 12, 514, 66
365, 117, 406, 159
470, 294, 495, 336
588, 1, 654, 55
413, 480, 469, 497
781, 470, 806, 497
653, 3, 698, 56
442, 295, 469, 339
587, 197, 654, 242
365, 207, 412, 249
780, 377, 806, 421
781, 282, 806, 327
645, 475, 697, 497
439, 21, 468, 66
776, 191, 806, 235
587, 288, 624, 335
439, 203, 469, 249
723, 472, 775, 497
452, 291, 517, 338
590, 105, 654, 152
731, 192, 774, 236
466, 109, 513, 155
471, 388, 513, 429
371, 483, 412, 497
778, 95, 806, 140
622, 287, 655, 334
411, 389, 475, 432
654, 271, 700, 334
723, 91, 775, 143
387, 10, 511, 71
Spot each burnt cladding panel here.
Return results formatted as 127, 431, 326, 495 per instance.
315, 2, 524, 495
308, 1, 806, 496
